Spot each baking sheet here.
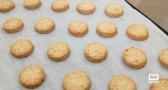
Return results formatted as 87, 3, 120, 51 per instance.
0, 0, 168, 90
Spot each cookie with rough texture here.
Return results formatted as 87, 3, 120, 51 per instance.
3, 18, 24, 33
76, 2, 96, 15
35, 18, 55, 34
105, 4, 124, 18
0, 0, 15, 13
47, 42, 70, 62
159, 49, 168, 68
150, 79, 168, 90
68, 20, 88, 37
51, 0, 69, 12
84, 43, 107, 63
24, 0, 41, 10
109, 75, 137, 90
10, 39, 34, 58
127, 24, 149, 41
122, 47, 147, 69
96, 21, 117, 38
19, 64, 46, 89
63, 70, 91, 90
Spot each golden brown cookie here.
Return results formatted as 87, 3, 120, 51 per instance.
47, 42, 70, 62
0, 0, 15, 13
84, 42, 107, 63
105, 4, 124, 18
96, 21, 117, 38
109, 75, 137, 90
159, 49, 168, 68
122, 47, 147, 69
150, 79, 168, 90
68, 20, 88, 37
63, 70, 91, 90
127, 24, 149, 41
51, 0, 69, 12
24, 0, 41, 10
10, 39, 34, 58
3, 18, 24, 33
76, 2, 96, 15
19, 64, 46, 89
35, 18, 55, 34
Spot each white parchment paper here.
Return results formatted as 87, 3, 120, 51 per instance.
0, 0, 168, 90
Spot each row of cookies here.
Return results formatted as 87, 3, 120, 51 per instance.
10, 39, 168, 69
0, 0, 124, 18
19, 64, 168, 90
2, 18, 149, 41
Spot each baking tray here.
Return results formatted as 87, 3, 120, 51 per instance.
125, 0, 168, 36
0, 0, 168, 90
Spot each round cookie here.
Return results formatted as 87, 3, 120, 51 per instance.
63, 70, 91, 90
159, 49, 168, 68
68, 20, 88, 37
0, 0, 15, 13
35, 18, 55, 34
96, 21, 117, 38
122, 47, 147, 69
3, 18, 24, 33
51, 0, 69, 12
19, 64, 46, 89
76, 2, 96, 15
150, 79, 168, 90
10, 39, 34, 58
105, 4, 124, 18
84, 43, 107, 63
127, 24, 149, 41
109, 75, 137, 90
47, 42, 70, 62
23, 0, 41, 10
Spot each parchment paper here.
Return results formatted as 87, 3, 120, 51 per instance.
0, 0, 168, 90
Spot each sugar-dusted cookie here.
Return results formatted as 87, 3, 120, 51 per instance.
10, 39, 34, 58
35, 18, 55, 34
51, 0, 69, 12
159, 49, 168, 68
24, 0, 41, 10
19, 64, 46, 89
122, 47, 147, 69
96, 21, 117, 38
127, 24, 149, 41
150, 79, 168, 90
48, 42, 70, 62
0, 0, 15, 13
68, 20, 88, 37
84, 42, 107, 63
3, 18, 24, 33
63, 70, 91, 90
109, 75, 137, 90
105, 4, 124, 18
76, 2, 96, 15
